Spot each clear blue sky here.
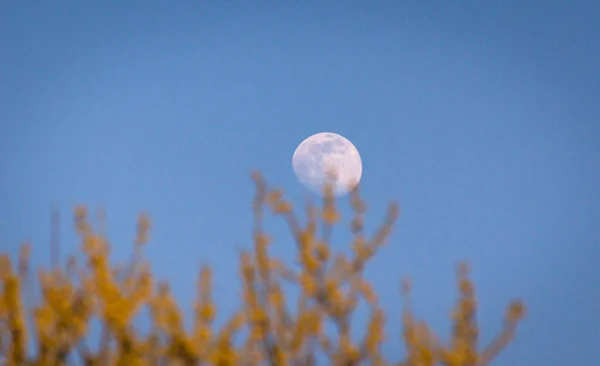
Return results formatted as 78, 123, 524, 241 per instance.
1, 2, 598, 364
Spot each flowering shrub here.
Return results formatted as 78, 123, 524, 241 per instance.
0, 172, 525, 365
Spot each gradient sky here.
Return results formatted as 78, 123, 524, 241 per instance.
1, 2, 599, 364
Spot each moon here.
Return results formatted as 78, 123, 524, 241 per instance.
292, 132, 362, 196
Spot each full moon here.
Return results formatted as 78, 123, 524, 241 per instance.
292, 132, 362, 196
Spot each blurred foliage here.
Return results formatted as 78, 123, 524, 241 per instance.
0, 172, 525, 365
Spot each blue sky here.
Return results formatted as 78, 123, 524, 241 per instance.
1, 2, 599, 364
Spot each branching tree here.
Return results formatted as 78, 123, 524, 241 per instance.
0, 172, 525, 365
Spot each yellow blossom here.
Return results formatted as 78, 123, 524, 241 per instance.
0, 172, 526, 365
